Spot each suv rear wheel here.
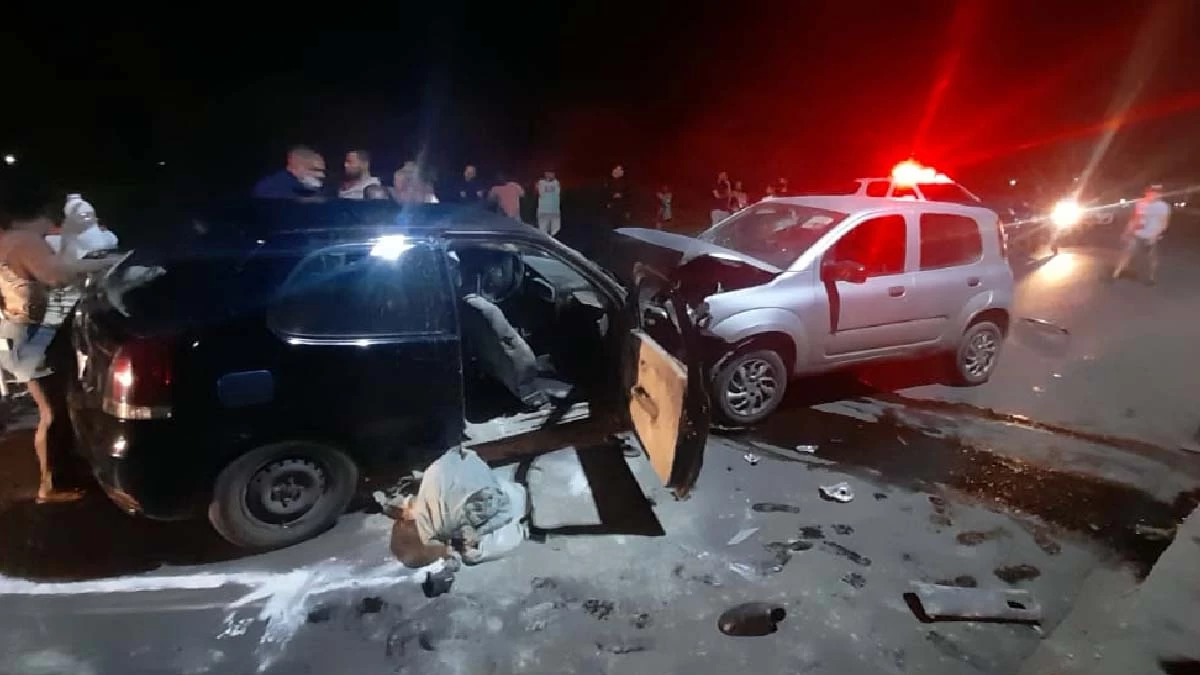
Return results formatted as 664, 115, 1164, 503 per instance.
208, 441, 359, 550
952, 321, 1003, 386
712, 349, 788, 425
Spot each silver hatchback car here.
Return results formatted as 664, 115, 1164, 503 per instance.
622, 195, 1015, 424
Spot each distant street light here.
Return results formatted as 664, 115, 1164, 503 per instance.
1008, 178, 1017, 187
3, 154, 15, 166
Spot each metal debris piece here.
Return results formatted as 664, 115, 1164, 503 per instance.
794, 444, 819, 454
896, 436, 909, 446
743, 453, 760, 465
1051, 372, 1062, 379
727, 527, 760, 546
1032, 386, 1045, 394
819, 482, 854, 503
1134, 524, 1175, 540
1021, 317, 1070, 335
727, 562, 757, 580
909, 582, 1041, 623
422, 568, 455, 598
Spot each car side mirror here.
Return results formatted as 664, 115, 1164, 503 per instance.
821, 259, 868, 284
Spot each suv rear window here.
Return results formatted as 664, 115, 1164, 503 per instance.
919, 213, 983, 269
270, 241, 453, 340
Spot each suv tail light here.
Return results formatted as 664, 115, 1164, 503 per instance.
103, 338, 174, 420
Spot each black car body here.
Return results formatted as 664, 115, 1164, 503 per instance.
62, 200, 708, 549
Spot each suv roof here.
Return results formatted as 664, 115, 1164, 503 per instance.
768, 194, 998, 220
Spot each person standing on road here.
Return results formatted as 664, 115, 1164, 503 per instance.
535, 170, 562, 236
446, 164, 485, 204
732, 180, 749, 211
252, 146, 326, 199
337, 150, 381, 199
489, 172, 525, 220
776, 176, 790, 197
655, 184, 673, 229
393, 161, 438, 205
1112, 184, 1170, 285
603, 164, 631, 225
711, 171, 732, 225
0, 188, 117, 503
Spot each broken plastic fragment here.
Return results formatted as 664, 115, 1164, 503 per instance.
717, 602, 787, 636
743, 453, 760, 465
794, 444, 818, 454
727, 527, 760, 546
819, 482, 854, 503
908, 582, 1041, 623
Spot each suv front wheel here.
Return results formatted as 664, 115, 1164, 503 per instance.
208, 441, 359, 550
952, 321, 1003, 386
712, 349, 788, 425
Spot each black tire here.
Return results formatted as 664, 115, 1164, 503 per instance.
208, 441, 359, 550
950, 321, 1004, 386
711, 348, 788, 425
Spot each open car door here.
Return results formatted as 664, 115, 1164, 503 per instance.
624, 291, 710, 499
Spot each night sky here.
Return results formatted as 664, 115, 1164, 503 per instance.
2, 1, 1198, 221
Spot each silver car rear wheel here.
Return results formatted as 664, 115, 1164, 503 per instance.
713, 349, 788, 425
954, 321, 1003, 385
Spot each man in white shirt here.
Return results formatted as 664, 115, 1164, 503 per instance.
1112, 184, 1170, 285
338, 150, 381, 199
536, 170, 562, 236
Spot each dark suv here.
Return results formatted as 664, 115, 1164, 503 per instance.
63, 200, 708, 549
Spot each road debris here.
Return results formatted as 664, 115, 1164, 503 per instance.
1134, 524, 1176, 541
422, 568, 455, 598
727, 527, 760, 546
820, 541, 871, 566
909, 582, 1041, 623
896, 436, 908, 446
752, 502, 801, 514
717, 603, 787, 636
743, 453, 760, 465
597, 637, 651, 654
819, 482, 854, 503
993, 564, 1042, 584
842, 572, 867, 589
1021, 317, 1070, 335
794, 444, 819, 454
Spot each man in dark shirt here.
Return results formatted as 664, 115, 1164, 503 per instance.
443, 164, 485, 204
252, 146, 326, 199
603, 164, 631, 224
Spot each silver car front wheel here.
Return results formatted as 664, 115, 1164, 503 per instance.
713, 349, 788, 425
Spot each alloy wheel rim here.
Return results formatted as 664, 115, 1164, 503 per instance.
725, 357, 779, 417
963, 330, 998, 379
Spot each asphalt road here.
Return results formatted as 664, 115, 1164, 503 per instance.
1, 218, 1199, 674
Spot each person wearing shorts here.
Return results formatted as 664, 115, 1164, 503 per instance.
0, 188, 115, 502
536, 170, 562, 236
1112, 184, 1170, 285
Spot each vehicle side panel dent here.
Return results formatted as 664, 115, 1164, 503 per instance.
955, 290, 1010, 337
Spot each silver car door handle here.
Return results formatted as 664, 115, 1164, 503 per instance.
888, 286, 906, 297
967, 276, 981, 287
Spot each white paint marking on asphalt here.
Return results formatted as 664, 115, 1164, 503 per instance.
0, 557, 443, 674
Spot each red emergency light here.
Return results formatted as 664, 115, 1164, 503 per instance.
891, 160, 953, 186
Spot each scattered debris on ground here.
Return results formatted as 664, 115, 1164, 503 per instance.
831, 524, 855, 535
717, 603, 787, 636
743, 453, 760, 466
727, 527, 760, 546
956, 527, 1010, 546
1134, 524, 1176, 541
909, 582, 1042, 623
596, 637, 650, 654
820, 541, 871, 566
798, 525, 825, 540
994, 564, 1042, 583
842, 572, 867, 589
794, 444, 819, 454
422, 568, 455, 598
819, 482, 854, 503
752, 502, 801, 514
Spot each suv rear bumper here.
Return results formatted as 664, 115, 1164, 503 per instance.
67, 388, 205, 520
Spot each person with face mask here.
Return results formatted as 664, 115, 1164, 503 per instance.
252, 146, 326, 199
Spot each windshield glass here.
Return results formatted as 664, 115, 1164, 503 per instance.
698, 202, 848, 268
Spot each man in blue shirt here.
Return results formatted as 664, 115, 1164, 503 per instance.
252, 146, 326, 199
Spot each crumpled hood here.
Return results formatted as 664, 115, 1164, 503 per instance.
614, 228, 782, 275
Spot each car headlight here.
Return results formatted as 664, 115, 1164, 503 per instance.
1050, 199, 1083, 229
